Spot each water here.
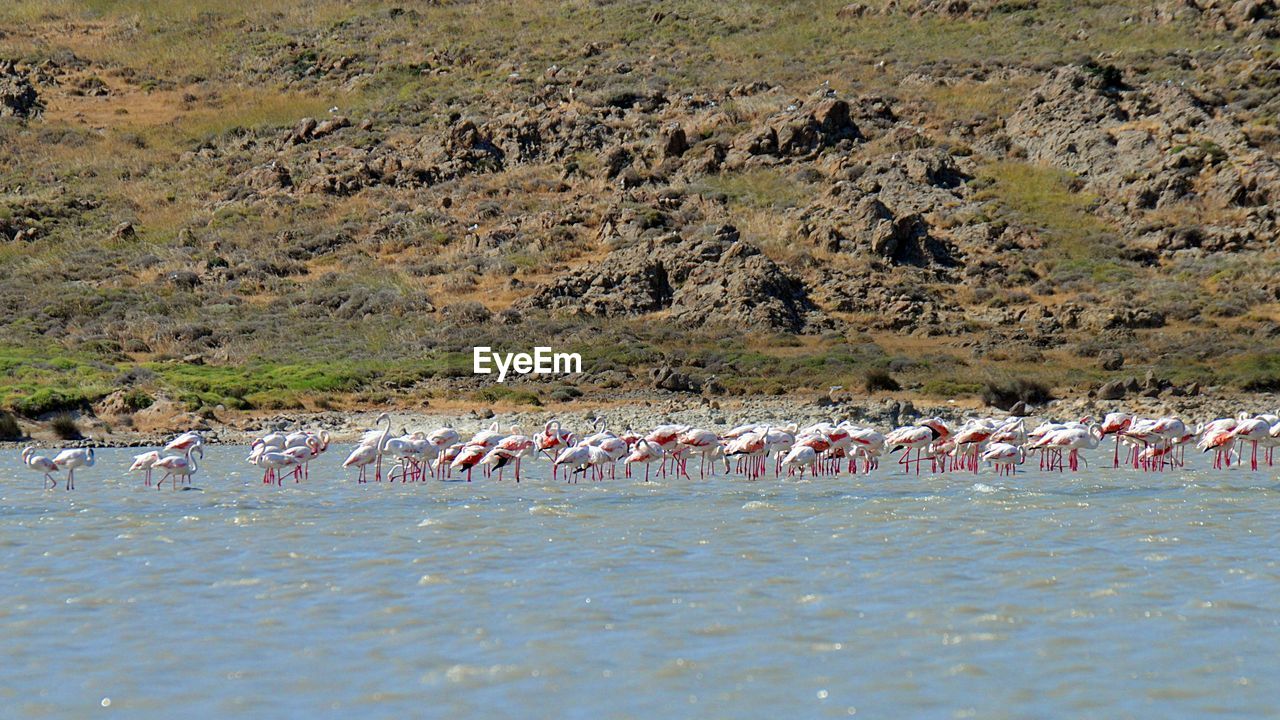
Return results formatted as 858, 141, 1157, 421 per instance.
3, 446, 1280, 718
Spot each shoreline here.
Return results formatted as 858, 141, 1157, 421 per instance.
4, 389, 1277, 448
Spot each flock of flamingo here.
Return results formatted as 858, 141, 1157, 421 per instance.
15, 409, 1280, 491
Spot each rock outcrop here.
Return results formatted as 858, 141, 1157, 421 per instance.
522, 227, 827, 333
0, 61, 40, 118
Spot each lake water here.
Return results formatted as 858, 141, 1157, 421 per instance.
3, 445, 1279, 718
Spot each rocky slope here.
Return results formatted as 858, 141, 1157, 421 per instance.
0, 0, 1278, 436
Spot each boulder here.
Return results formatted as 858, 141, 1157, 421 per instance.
1099, 350, 1125, 371
651, 366, 700, 392
1098, 380, 1127, 400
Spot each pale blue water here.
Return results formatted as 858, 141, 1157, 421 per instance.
3, 445, 1280, 718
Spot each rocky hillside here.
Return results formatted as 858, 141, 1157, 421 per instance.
0, 0, 1278, 426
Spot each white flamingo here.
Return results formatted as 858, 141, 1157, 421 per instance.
21, 447, 59, 489
51, 447, 94, 490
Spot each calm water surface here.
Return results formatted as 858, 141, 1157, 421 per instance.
3, 446, 1280, 718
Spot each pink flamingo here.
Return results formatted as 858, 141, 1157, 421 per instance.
624, 439, 664, 482
152, 446, 203, 490
129, 450, 163, 487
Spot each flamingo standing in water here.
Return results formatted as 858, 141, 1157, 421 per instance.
51, 447, 94, 490
884, 425, 935, 475
482, 431, 536, 481
281, 439, 321, 482
950, 420, 995, 473
1264, 416, 1280, 467
450, 443, 489, 482
676, 428, 721, 479
424, 427, 460, 479
385, 431, 428, 482
981, 442, 1024, 476
1231, 416, 1273, 471
552, 444, 597, 483
357, 413, 392, 481
341, 444, 379, 484
624, 439, 664, 482
152, 446, 203, 490
845, 425, 887, 473
129, 450, 163, 487
1037, 425, 1101, 472
256, 449, 300, 485
792, 431, 833, 476
21, 447, 59, 489
1197, 418, 1239, 469
780, 444, 819, 477
644, 424, 690, 478
724, 426, 771, 480
1098, 412, 1133, 467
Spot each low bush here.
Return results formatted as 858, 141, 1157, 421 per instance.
50, 414, 82, 440
550, 385, 584, 402
982, 378, 1053, 410
11, 388, 90, 417
0, 412, 22, 440
864, 369, 901, 393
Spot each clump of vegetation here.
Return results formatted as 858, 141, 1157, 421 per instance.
550, 385, 584, 402
922, 377, 985, 398
864, 369, 901, 393
122, 389, 155, 411
0, 412, 22, 441
11, 388, 92, 418
1232, 354, 1280, 393
1082, 60, 1124, 89
475, 386, 542, 406
982, 378, 1053, 410
50, 414, 82, 440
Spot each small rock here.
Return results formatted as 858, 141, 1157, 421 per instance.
111, 221, 136, 240
658, 124, 688, 158
1099, 350, 1125, 371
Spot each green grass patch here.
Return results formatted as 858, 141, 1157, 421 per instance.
920, 377, 985, 398
693, 168, 814, 211
1229, 353, 1280, 392
975, 161, 1109, 257
475, 386, 543, 406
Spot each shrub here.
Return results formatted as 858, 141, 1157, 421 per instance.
1082, 60, 1124, 89
922, 378, 984, 398
122, 389, 155, 411
0, 412, 22, 441
50, 414, 82, 440
982, 379, 1053, 410
11, 388, 90, 417
443, 302, 492, 325
475, 386, 542, 406
864, 369, 901, 393
550, 385, 584, 402
1234, 354, 1280, 392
